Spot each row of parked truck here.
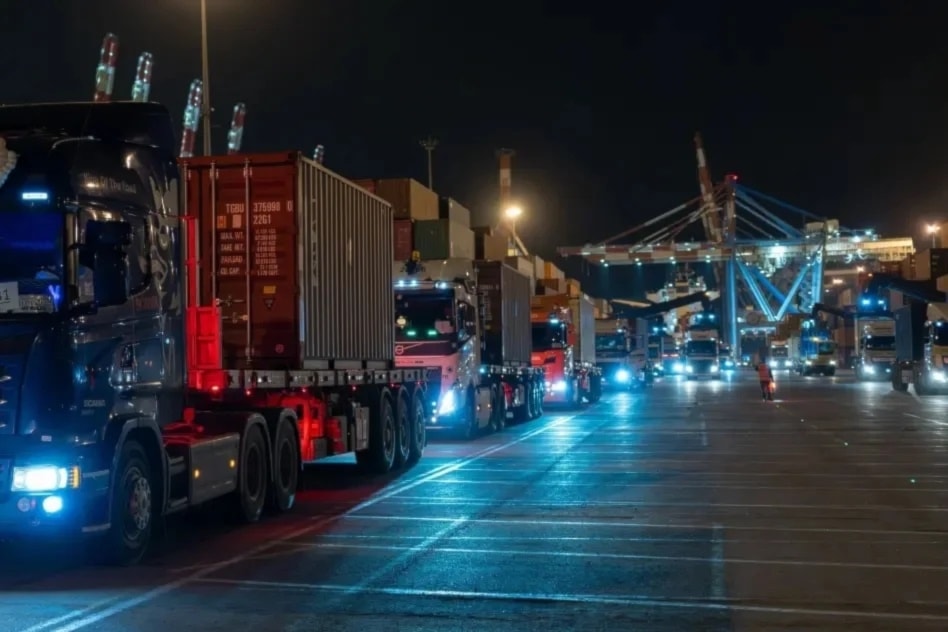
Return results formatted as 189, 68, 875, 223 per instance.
0, 101, 627, 566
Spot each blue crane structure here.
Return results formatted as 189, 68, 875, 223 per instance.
557, 134, 913, 356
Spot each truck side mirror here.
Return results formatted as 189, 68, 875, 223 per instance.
83, 220, 132, 308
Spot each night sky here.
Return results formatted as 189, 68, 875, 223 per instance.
5, 1, 948, 296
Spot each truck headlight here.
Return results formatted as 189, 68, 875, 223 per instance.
438, 389, 457, 415
864, 365, 875, 374
783, 361, 791, 368
551, 380, 568, 392
615, 369, 630, 383
829, 360, 836, 365
11, 465, 80, 492
711, 364, 719, 372
685, 365, 694, 373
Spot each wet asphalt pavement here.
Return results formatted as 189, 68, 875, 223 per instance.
3, 370, 948, 631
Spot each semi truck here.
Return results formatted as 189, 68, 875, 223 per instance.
393, 257, 543, 438
858, 273, 948, 394
531, 293, 601, 406
681, 312, 721, 379
790, 322, 837, 376
594, 318, 634, 388
0, 101, 434, 565
768, 339, 792, 370
854, 315, 896, 381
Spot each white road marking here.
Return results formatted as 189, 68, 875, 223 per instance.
36, 411, 590, 632
194, 576, 948, 622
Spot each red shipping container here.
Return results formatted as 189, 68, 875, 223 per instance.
393, 219, 414, 261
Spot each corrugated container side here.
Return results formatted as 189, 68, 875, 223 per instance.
538, 278, 562, 293
352, 178, 377, 194
298, 156, 395, 368
569, 295, 597, 364
393, 219, 414, 261
895, 302, 927, 362
438, 197, 471, 227
180, 153, 395, 369
475, 261, 532, 366
182, 153, 301, 370
413, 219, 475, 260
566, 278, 581, 297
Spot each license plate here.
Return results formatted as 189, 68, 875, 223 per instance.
901, 370, 912, 383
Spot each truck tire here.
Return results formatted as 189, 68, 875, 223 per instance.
394, 389, 412, 468
457, 388, 479, 440
490, 386, 505, 431
586, 374, 602, 404
99, 439, 153, 566
892, 371, 908, 392
533, 381, 544, 417
408, 389, 426, 463
357, 389, 397, 473
267, 416, 299, 514
234, 423, 268, 523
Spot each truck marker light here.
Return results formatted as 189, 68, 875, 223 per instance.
21, 191, 49, 201
42, 495, 63, 514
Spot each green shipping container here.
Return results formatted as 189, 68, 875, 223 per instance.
413, 219, 475, 260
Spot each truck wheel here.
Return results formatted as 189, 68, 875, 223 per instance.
394, 390, 412, 468
268, 417, 299, 514
586, 375, 602, 404
100, 440, 153, 566
359, 389, 397, 473
458, 390, 478, 440
534, 382, 544, 417
408, 389, 426, 463
892, 372, 908, 392
234, 424, 268, 523
490, 386, 505, 431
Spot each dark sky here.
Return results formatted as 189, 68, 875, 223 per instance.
5, 1, 948, 285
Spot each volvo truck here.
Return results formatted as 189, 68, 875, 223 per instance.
531, 293, 601, 406
0, 101, 435, 565
394, 258, 543, 438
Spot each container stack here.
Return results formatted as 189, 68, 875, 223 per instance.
410, 196, 476, 260
354, 177, 439, 261
473, 226, 509, 261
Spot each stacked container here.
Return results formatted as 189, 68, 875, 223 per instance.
354, 177, 439, 262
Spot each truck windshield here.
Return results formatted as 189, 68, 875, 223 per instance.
932, 326, 948, 346
771, 347, 789, 358
863, 336, 895, 350
394, 291, 455, 341
0, 210, 64, 315
816, 342, 836, 355
595, 333, 627, 352
532, 322, 566, 350
685, 340, 717, 355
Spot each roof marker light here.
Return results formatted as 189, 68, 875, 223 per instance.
22, 191, 49, 202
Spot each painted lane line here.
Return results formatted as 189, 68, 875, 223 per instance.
194, 577, 948, 622
345, 513, 948, 538
240, 540, 948, 572
38, 411, 589, 632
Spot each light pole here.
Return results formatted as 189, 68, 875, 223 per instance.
200, 0, 212, 156
419, 136, 437, 189
927, 223, 940, 248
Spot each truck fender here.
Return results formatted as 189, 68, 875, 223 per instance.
103, 415, 167, 525
192, 410, 273, 473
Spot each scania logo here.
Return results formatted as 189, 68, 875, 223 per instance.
395, 345, 404, 355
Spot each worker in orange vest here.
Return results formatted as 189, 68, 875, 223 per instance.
757, 360, 775, 401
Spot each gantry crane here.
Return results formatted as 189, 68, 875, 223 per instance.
558, 134, 914, 354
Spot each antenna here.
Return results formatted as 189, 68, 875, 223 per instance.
419, 136, 438, 189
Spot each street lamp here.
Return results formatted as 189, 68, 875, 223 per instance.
926, 223, 940, 248
504, 205, 523, 256
200, 0, 212, 156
